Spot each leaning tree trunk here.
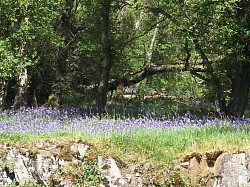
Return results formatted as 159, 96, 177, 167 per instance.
191, 36, 229, 115
96, 0, 112, 116
145, 15, 161, 65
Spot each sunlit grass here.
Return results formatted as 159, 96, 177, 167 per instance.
103, 126, 250, 164
0, 106, 249, 170
1, 122, 249, 168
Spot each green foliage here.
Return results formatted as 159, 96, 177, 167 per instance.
0, 39, 18, 77
165, 167, 192, 187
61, 92, 96, 108
0, 160, 15, 170
0, 0, 248, 115
82, 159, 102, 186
0, 0, 62, 80
0, 117, 249, 186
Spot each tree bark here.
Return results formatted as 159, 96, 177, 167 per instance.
96, 0, 112, 116
227, 62, 250, 117
13, 66, 28, 109
109, 64, 180, 91
0, 78, 8, 109
145, 15, 161, 65
227, 1, 250, 117
13, 36, 29, 109
85, 64, 181, 93
51, 0, 75, 105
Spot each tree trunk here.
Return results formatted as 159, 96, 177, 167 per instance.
13, 66, 28, 109
96, 0, 112, 116
12, 10, 30, 109
191, 37, 228, 115
51, 0, 74, 105
135, 11, 145, 30
0, 78, 8, 109
145, 16, 161, 65
228, 73, 249, 117
227, 1, 250, 117
227, 62, 250, 117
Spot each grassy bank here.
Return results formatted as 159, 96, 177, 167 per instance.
0, 107, 249, 168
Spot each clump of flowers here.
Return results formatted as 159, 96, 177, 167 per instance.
0, 106, 249, 135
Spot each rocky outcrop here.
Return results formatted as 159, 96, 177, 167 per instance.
213, 153, 250, 187
0, 141, 249, 187
177, 152, 250, 187
0, 142, 144, 187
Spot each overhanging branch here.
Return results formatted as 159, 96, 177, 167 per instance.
108, 64, 182, 91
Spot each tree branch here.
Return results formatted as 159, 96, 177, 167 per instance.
190, 69, 210, 82
183, 39, 191, 71
108, 64, 182, 91
85, 63, 183, 92
123, 18, 166, 47
145, 6, 172, 19
191, 36, 214, 76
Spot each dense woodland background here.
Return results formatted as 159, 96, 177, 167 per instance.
0, 0, 249, 118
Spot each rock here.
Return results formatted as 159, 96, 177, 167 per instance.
29, 151, 59, 186
0, 169, 13, 186
77, 144, 89, 158
200, 155, 211, 177
14, 153, 35, 185
98, 156, 122, 179
179, 166, 189, 176
18, 148, 29, 156
1, 142, 250, 187
189, 169, 199, 186
98, 156, 125, 186
187, 157, 201, 186
59, 179, 74, 187
213, 153, 250, 187
135, 172, 140, 177
188, 157, 201, 172
70, 143, 89, 159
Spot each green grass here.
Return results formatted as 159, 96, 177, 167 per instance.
1, 124, 249, 167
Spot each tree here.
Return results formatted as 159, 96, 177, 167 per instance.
96, 0, 113, 115
0, 0, 36, 109
184, 0, 250, 117
49, 0, 75, 105
0, 0, 248, 117
152, 0, 249, 117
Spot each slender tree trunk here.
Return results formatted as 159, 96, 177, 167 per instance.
12, 9, 30, 109
96, 0, 112, 116
27, 74, 38, 108
145, 18, 160, 64
13, 37, 29, 109
0, 78, 8, 109
144, 17, 161, 84
13, 66, 28, 109
135, 11, 145, 30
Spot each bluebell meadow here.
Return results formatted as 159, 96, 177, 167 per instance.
0, 106, 249, 135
